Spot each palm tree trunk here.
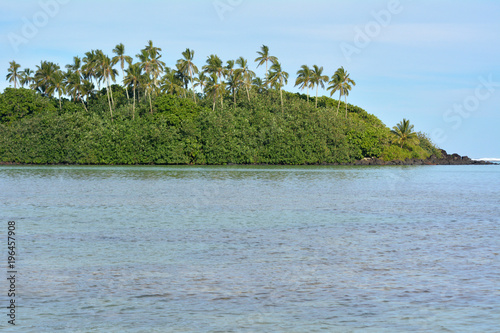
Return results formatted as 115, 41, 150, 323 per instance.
192, 85, 197, 104
106, 88, 113, 122
246, 85, 250, 102
122, 68, 130, 100
148, 91, 153, 114
265, 61, 268, 86
107, 76, 115, 109
345, 95, 348, 118
132, 85, 136, 120
336, 92, 341, 115
315, 86, 319, 108
280, 87, 284, 115
190, 69, 197, 104
219, 85, 224, 110
81, 99, 88, 112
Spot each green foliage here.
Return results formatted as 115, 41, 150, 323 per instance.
110, 84, 128, 108
381, 145, 413, 161
417, 132, 443, 158
153, 94, 203, 126
0, 88, 56, 123
346, 126, 388, 159
2, 43, 444, 165
60, 99, 86, 114
0, 87, 442, 165
381, 140, 432, 161
391, 118, 418, 148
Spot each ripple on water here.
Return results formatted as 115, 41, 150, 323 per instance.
1, 165, 499, 332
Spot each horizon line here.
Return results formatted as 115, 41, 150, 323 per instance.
474, 158, 500, 161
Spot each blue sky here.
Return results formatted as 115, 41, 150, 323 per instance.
1, 0, 499, 158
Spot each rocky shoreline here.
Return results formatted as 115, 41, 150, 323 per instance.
0, 150, 495, 166
352, 150, 494, 166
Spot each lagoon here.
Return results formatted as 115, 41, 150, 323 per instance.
1, 165, 499, 332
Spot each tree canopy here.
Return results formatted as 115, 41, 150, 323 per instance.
1, 41, 441, 165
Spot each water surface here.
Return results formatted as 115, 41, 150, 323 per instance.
1, 165, 499, 332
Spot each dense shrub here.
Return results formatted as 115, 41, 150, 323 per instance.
0, 88, 57, 123
0, 88, 441, 165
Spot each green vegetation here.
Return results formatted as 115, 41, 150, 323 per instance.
328, 66, 356, 118
1, 42, 441, 165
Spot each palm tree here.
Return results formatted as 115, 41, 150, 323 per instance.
225, 60, 235, 78
52, 70, 66, 110
310, 65, 329, 108
147, 48, 165, 92
66, 73, 93, 113
203, 54, 225, 107
255, 45, 278, 87
6, 61, 21, 88
252, 77, 266, 94
226, 67, 242, 105
160, 67, 185, 96
144, 40, 161, 54
66, 56, 82, 77
34, 61, 60, 96
136, 49, 152, 107
174, 63, 189, 97
80, 79, 94, 112
391, 119, 418, 148
143, 79, 155, 114
205, 73, 226, 111
65, 68, 90, 111
141, 41, 165, 89
95, 50, 117, 120
235, 56, 255, 102
225, 60, 242, 104
328, 66, 356, 117
82, 50, 99, 89
294, 65, 312, 102
65, 70, 82, 102
177, 48, 199, 102
193, 72, 208, 97
65, 57, 83, 101
137, 43, 165, 113
267, 61, 289, 114
112, 43, 133, 100
20, 68, 34, 88
203, 54, 224, 82
124, 63, 142, 119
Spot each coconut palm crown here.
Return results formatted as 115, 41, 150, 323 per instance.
328, 66, 356, 117
391, 118, 418, 148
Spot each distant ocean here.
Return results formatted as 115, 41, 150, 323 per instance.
1, 165, 499, 332
475, 158, 500, 164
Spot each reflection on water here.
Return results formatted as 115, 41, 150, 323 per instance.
1, 165, 499, 332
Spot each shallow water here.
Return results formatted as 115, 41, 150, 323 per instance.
1, 165, 499, 332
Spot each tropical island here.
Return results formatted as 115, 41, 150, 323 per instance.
0, 42, 485, 165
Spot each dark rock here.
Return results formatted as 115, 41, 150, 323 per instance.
353, 149, 494, 166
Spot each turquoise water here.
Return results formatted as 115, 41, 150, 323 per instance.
1, 165, 499, 332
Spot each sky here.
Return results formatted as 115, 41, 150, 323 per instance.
1, 0, 499, 158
